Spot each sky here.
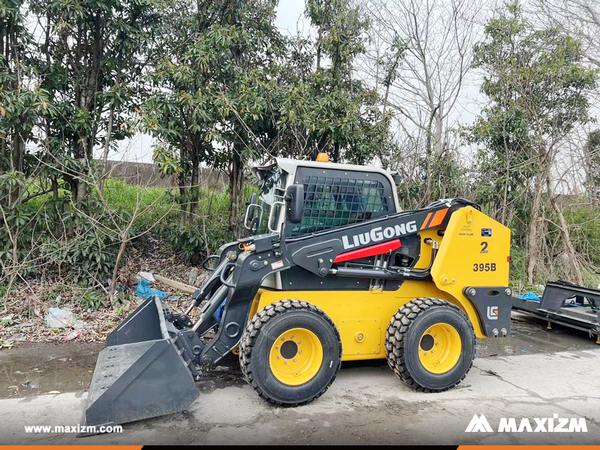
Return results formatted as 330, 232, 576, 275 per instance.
276, 0, 309, 37
107, 0, 309, 164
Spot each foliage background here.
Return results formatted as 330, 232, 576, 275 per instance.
2, 0, 600, 322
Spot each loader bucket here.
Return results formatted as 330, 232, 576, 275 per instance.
82, 297, 200, 429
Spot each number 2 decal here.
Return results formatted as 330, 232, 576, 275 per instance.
475, 242, 495, 271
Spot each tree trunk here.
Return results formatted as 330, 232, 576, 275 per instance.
229, 152, 244, 238
190, 148, 200, 224
501, 148, 510, 225
332, 142, 340, 163
51, 178, 62, 236
526, 165, 548, 284
179, 170, 188, 227
51, 178, 59, 198
547, 177, 584, 285
316, 29, 322, 69
424, 105, 439, 205
99, 104, 115, 195
0, 131, 5, 176
8, 135, 24, 209
76, 165, 87, 204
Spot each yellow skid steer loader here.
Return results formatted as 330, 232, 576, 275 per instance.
82, 155, 511, 428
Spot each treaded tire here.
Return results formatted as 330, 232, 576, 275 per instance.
385, 297, 475, 392
239, 299, 342, 406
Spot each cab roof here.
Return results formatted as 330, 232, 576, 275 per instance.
275, 157, 401, 212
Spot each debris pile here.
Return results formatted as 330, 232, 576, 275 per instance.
0, 253, 205, 346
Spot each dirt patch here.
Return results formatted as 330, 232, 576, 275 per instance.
0, 343, 248, 400
196, 355, 247, 393
0, 341, 104, 398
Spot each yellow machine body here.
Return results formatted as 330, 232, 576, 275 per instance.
251, 206, 511, 361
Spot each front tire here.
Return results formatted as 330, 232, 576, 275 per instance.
239, 300, 342, 406
385, 297, 475, 392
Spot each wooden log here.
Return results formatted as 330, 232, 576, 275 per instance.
153, 274, 197, 294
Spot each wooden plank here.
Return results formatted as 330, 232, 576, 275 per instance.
153, 274, 197, 294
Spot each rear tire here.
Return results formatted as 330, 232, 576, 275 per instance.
385, 297, 475, 392
240, 299, 342, 406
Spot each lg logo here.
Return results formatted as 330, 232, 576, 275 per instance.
486, 306, 499, 320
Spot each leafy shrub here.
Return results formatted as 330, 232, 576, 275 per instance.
163, 187, 234, 264
170, 226, 206, 265
79, 290, 108, 311
565, 203, 600, 268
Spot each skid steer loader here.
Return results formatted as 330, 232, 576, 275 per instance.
82, 154, 512, 428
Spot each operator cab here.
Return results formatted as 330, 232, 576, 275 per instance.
243, 155, 403, 291
246, 155, 401, 239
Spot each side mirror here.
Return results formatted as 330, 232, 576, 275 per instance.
247, 192, 257, 218
244, 193, 261, 231
285, 184, 304, 224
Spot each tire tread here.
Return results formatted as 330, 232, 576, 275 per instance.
239, 299, 342, 406
385, 297, 475, 393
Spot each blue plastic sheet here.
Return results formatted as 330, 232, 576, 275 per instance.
136, 278, 167, 300
517, 291, 541, 301
213, 300, 227, 323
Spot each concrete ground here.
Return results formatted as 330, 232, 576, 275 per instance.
1, 314, 599, 445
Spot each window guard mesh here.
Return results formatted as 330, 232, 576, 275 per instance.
291, 175, 389, 236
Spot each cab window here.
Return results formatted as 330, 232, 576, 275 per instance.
288, 167, 395, 237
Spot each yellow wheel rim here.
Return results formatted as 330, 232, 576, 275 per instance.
418, 323, 462, 374
269, 328, 324, 386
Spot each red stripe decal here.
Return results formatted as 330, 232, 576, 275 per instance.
334, 239, 402, 264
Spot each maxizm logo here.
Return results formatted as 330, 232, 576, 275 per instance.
341, 221, 417, 250
465, 414, 588, 433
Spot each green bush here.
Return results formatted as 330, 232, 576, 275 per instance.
102, 179, 176, 235
1, 173, 260, 301
79, 290, 109, 311
170, 226, 206, 265
564, 203, 600, 268
164, 187, 234, 264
